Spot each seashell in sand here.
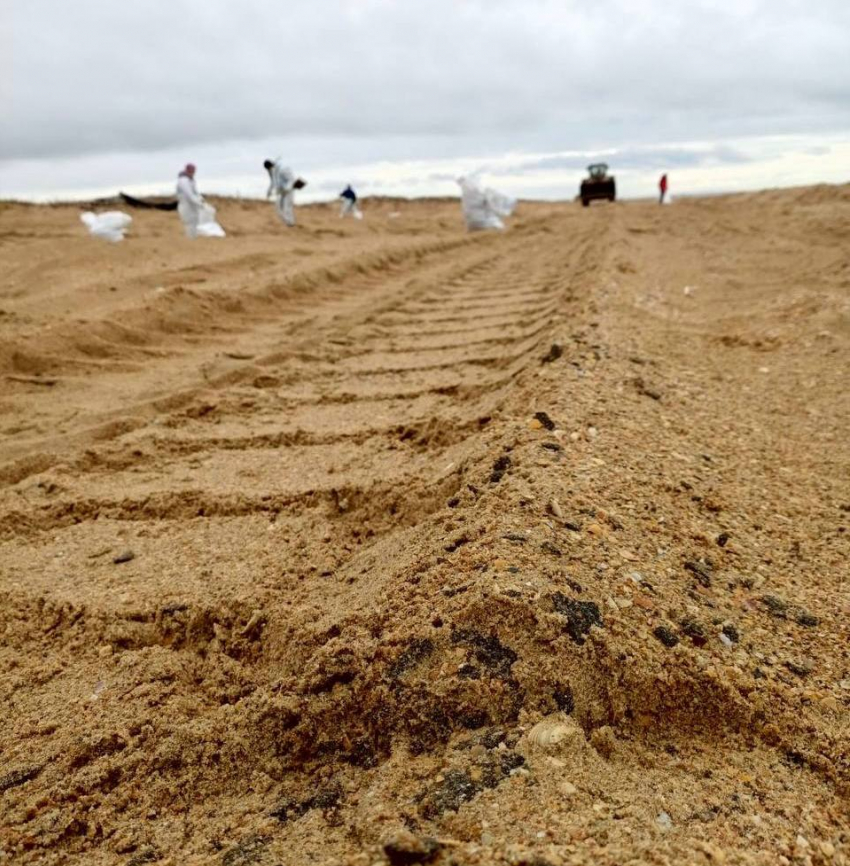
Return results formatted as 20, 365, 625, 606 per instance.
527, 714, 581, 750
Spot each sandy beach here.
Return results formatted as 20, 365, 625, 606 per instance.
1, 188, 848, 864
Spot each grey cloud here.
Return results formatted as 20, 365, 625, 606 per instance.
2, 0, 849, 201
3, 0, 850, 166
493, 144, 754, 177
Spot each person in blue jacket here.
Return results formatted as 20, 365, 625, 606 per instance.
339, 184, 362, 219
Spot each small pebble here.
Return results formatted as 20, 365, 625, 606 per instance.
656, 811, 673, 831
721, 623, 740, 643
590, 726, 617, 758
653, 625, 679, 648
534, 411, 556, 431
241, 610, 267, 639
680, 617, 707, 646
761, 595, 788, 618
795, 610, 819, 627
113, 550, 135, 564
383, 830, 442, 865
785, 658, 814, 678
541, 343, 563, 363
684, 560, 712, 587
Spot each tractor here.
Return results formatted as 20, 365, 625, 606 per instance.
580, 163, 616, 206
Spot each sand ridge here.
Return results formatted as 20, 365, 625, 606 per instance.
0, 189, 848, 864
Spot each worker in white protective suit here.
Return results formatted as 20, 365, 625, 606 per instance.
264, 159, 303, 227
176, 163, 204, 238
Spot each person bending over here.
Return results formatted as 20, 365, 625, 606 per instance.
264, 159, 305, 227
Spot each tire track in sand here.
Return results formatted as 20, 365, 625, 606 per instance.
1, 214, 596, 619
0, 207, 610, 863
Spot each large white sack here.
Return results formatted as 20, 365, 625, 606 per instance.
484, 188, 516, 218
80, 210, 132, 242
458, 177, 513, 231
195, 203, 226, 238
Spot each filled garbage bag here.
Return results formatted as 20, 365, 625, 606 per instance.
80, 210, 132, 242
458, 177, 516, 231
340, 198, 363, 219
195, 203, 226, 238
484, 188, 516, 218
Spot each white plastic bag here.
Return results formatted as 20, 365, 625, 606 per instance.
458, 177, 515, 231
80, 210, 132, 242
195, 203, 226, 238
340, 198, 363, 220
484, 188, 516, 218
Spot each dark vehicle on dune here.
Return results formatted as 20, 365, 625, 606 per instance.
580, 163, 616, 206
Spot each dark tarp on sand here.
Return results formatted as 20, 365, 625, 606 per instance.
119, 192, 178, 211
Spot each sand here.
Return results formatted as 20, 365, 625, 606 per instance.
0, 188, 848, 865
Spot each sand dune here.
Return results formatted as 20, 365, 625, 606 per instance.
1, 189, 848, 864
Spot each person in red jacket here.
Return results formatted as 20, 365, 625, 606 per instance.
659, 173, 668, 204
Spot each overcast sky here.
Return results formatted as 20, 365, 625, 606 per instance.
1, 0, 848, 200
